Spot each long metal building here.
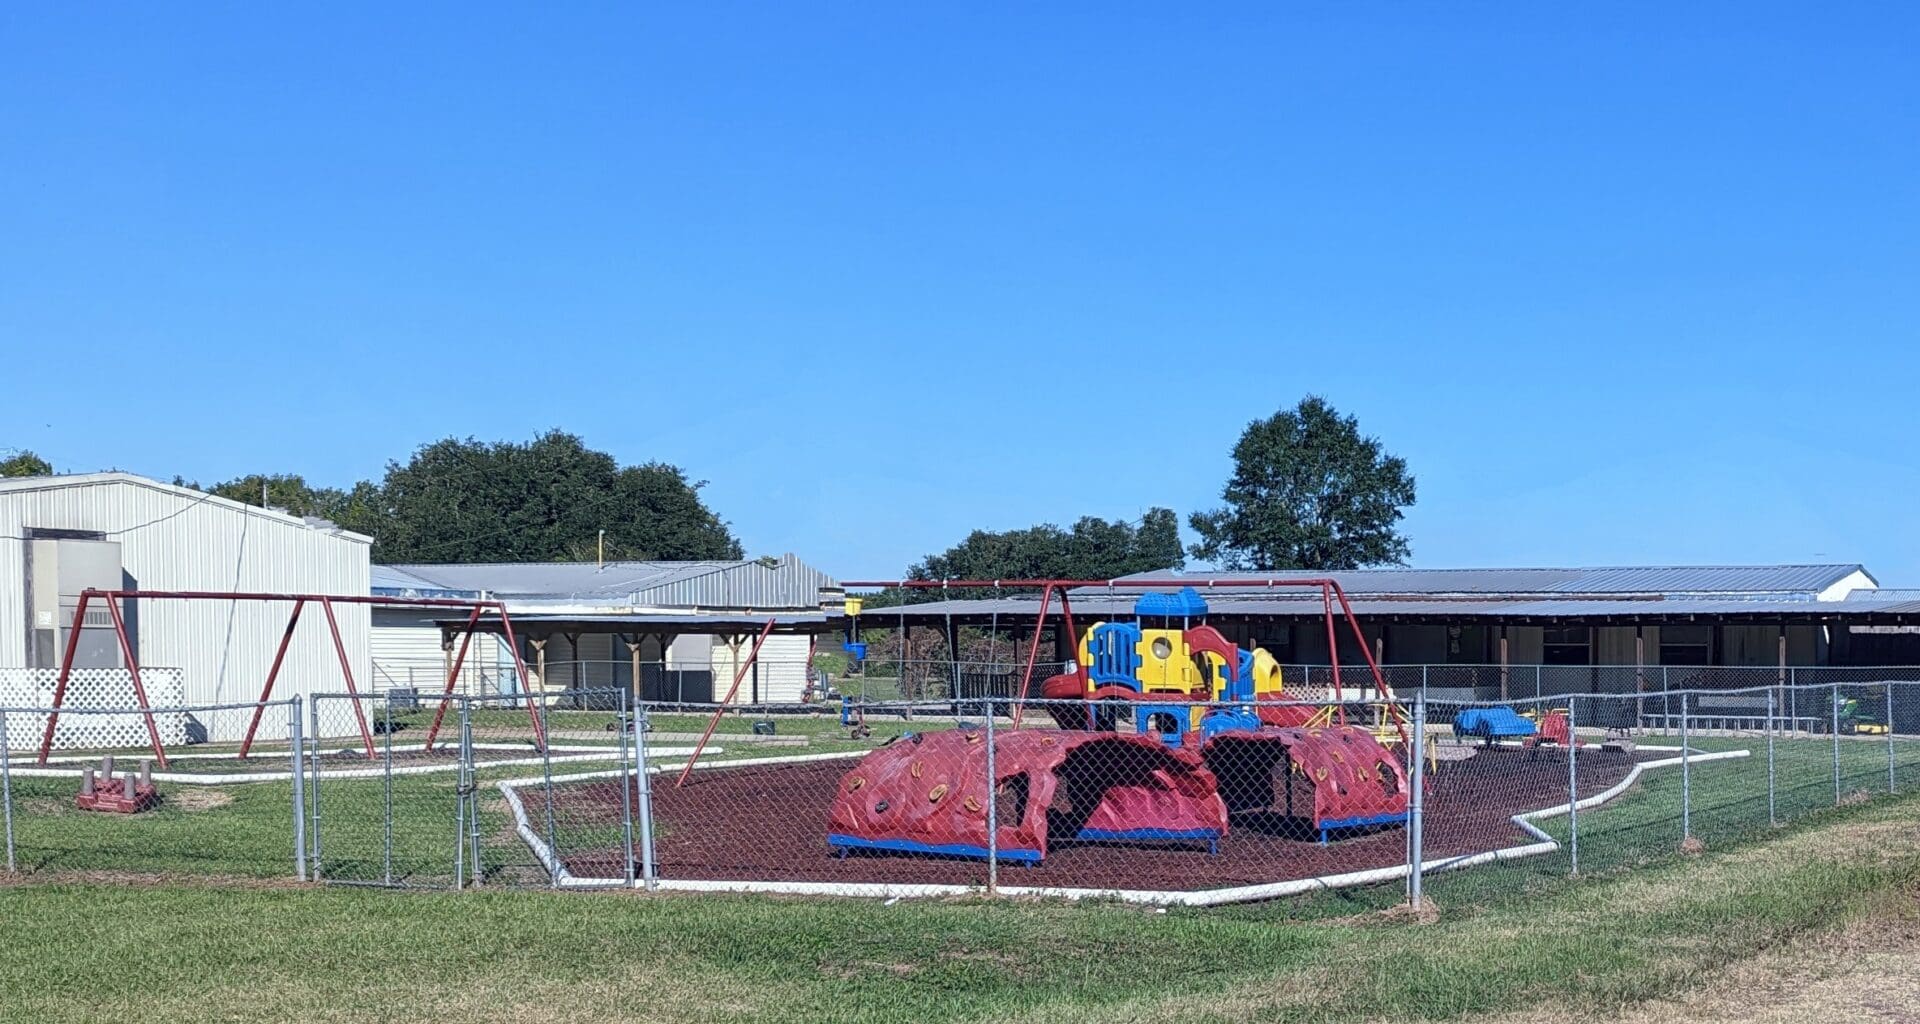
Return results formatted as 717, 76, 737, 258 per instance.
370, 556, 838, 704
0, 473, 372, 742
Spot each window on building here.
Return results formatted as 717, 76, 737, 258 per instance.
1253, 630, 1292, 659
1542, 626, 1591, 666
1445, 625, 1489, 664
1660, 625, 1713, 666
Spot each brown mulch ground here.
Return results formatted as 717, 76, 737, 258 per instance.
552, 744, 1645, 891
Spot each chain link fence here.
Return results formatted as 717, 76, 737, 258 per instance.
4, 674, 1919, 909
0, 698, 305, 877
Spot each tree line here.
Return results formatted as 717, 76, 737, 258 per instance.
896, 395, 1416, 581
4, 395, 1415, 572
3, 432, 742, 564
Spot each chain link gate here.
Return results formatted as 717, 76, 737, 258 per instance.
461, 688, 636, 889
306, 688, 638, 889
308, 691, 468, 887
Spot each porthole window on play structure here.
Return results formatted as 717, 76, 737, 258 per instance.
1147, 712, 1182, 735
1376, 761, 1401, 794
1151, 637, 1173, 659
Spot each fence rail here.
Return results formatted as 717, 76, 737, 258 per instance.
1, 679, 1916, 910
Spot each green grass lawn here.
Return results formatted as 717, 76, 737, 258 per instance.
0, 711, 962, 885
1, 785, 1917, 1023
7, 730, 1917, 892
4, 731, 1920, 1021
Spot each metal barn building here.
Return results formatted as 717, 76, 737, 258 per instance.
0, 473, 372, 742
370, 556, 838, 704
858, 564, 1920, 700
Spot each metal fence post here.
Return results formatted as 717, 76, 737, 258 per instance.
1887, 681, 1897, 794
1766, 688, 1776, 828
1566, 696, 1578, 876
453, 703, 476, 887
382, 697, 394, 886
1832, 682, 1842, 805
1680, 697, 1691, 840
0, 710, 15, 874
465, 702, 482, 883
454, 701, 468, 890
309, 696, 324, 880
289, 698, 306, 881
1408, 693, 1426, 906
634, 701, 656, 891
985, 699, 999, 896
617, 692, 636, 888
541, 708, 559, 889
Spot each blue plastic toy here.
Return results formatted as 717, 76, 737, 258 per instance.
1133, 586, 1209, 619
1453, 706, 1537, 743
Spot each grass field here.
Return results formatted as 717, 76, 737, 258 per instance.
0, 704, 967, 885
1, 781, 1917, 1023
6, 730, 1918, 888
5, 727, 1920, 1022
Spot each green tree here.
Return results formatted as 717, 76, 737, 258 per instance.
0, 450, 54, 477
374, 430, 741, 563
856, 510, 1185, 690
311, 480, 391, 540
191, 473, 332, 515
1188, 396, 1415, 569
904, 507, 1184, 584
176, 473, 388, 537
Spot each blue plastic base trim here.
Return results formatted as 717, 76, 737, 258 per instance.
826, 835, 1044, 863
1316, 811, 1410, 845
1319, 812, 1409, 831
1076, 827, 1222, 855
1074, 827, 1222, 842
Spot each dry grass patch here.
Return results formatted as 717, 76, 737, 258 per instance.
1485, 887, 1920, 1024
166, 788, 234, 812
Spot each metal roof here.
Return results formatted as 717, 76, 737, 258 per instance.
378, 554, 835, 609
1107, 564, 1872, 598
1846, 589, 1920, 602
371, 564, 482, 600
445, 611, 833, 635
0, 471, 374, 544
851, 593, 1920, 625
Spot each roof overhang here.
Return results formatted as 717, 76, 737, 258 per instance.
438, 611, 833, 636
837, 596, 1920, 628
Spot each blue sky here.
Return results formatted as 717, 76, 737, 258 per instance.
3, 4, 1916, 582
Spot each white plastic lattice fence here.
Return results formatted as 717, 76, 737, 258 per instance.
0, 667, 190, 752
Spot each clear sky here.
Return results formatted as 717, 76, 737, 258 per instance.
3, 4, 1916, 582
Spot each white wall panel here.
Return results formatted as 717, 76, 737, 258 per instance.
0, 476, 371, 738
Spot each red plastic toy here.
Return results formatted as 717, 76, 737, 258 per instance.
827, 729, 1228, 862
1526, 709, 1575, 749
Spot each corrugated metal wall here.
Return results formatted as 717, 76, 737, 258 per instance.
707, 634, 807, 702
632, 557, 835, 609
0, 477, 372, 728
369, 608, 503, 695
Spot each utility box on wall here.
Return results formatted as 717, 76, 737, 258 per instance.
26, 534, 125, 669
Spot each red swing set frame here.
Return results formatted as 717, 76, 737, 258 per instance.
836, 577, 1395, 721
34, 589, 548, 769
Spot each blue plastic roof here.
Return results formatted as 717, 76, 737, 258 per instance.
1133, 587, 1209, 617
